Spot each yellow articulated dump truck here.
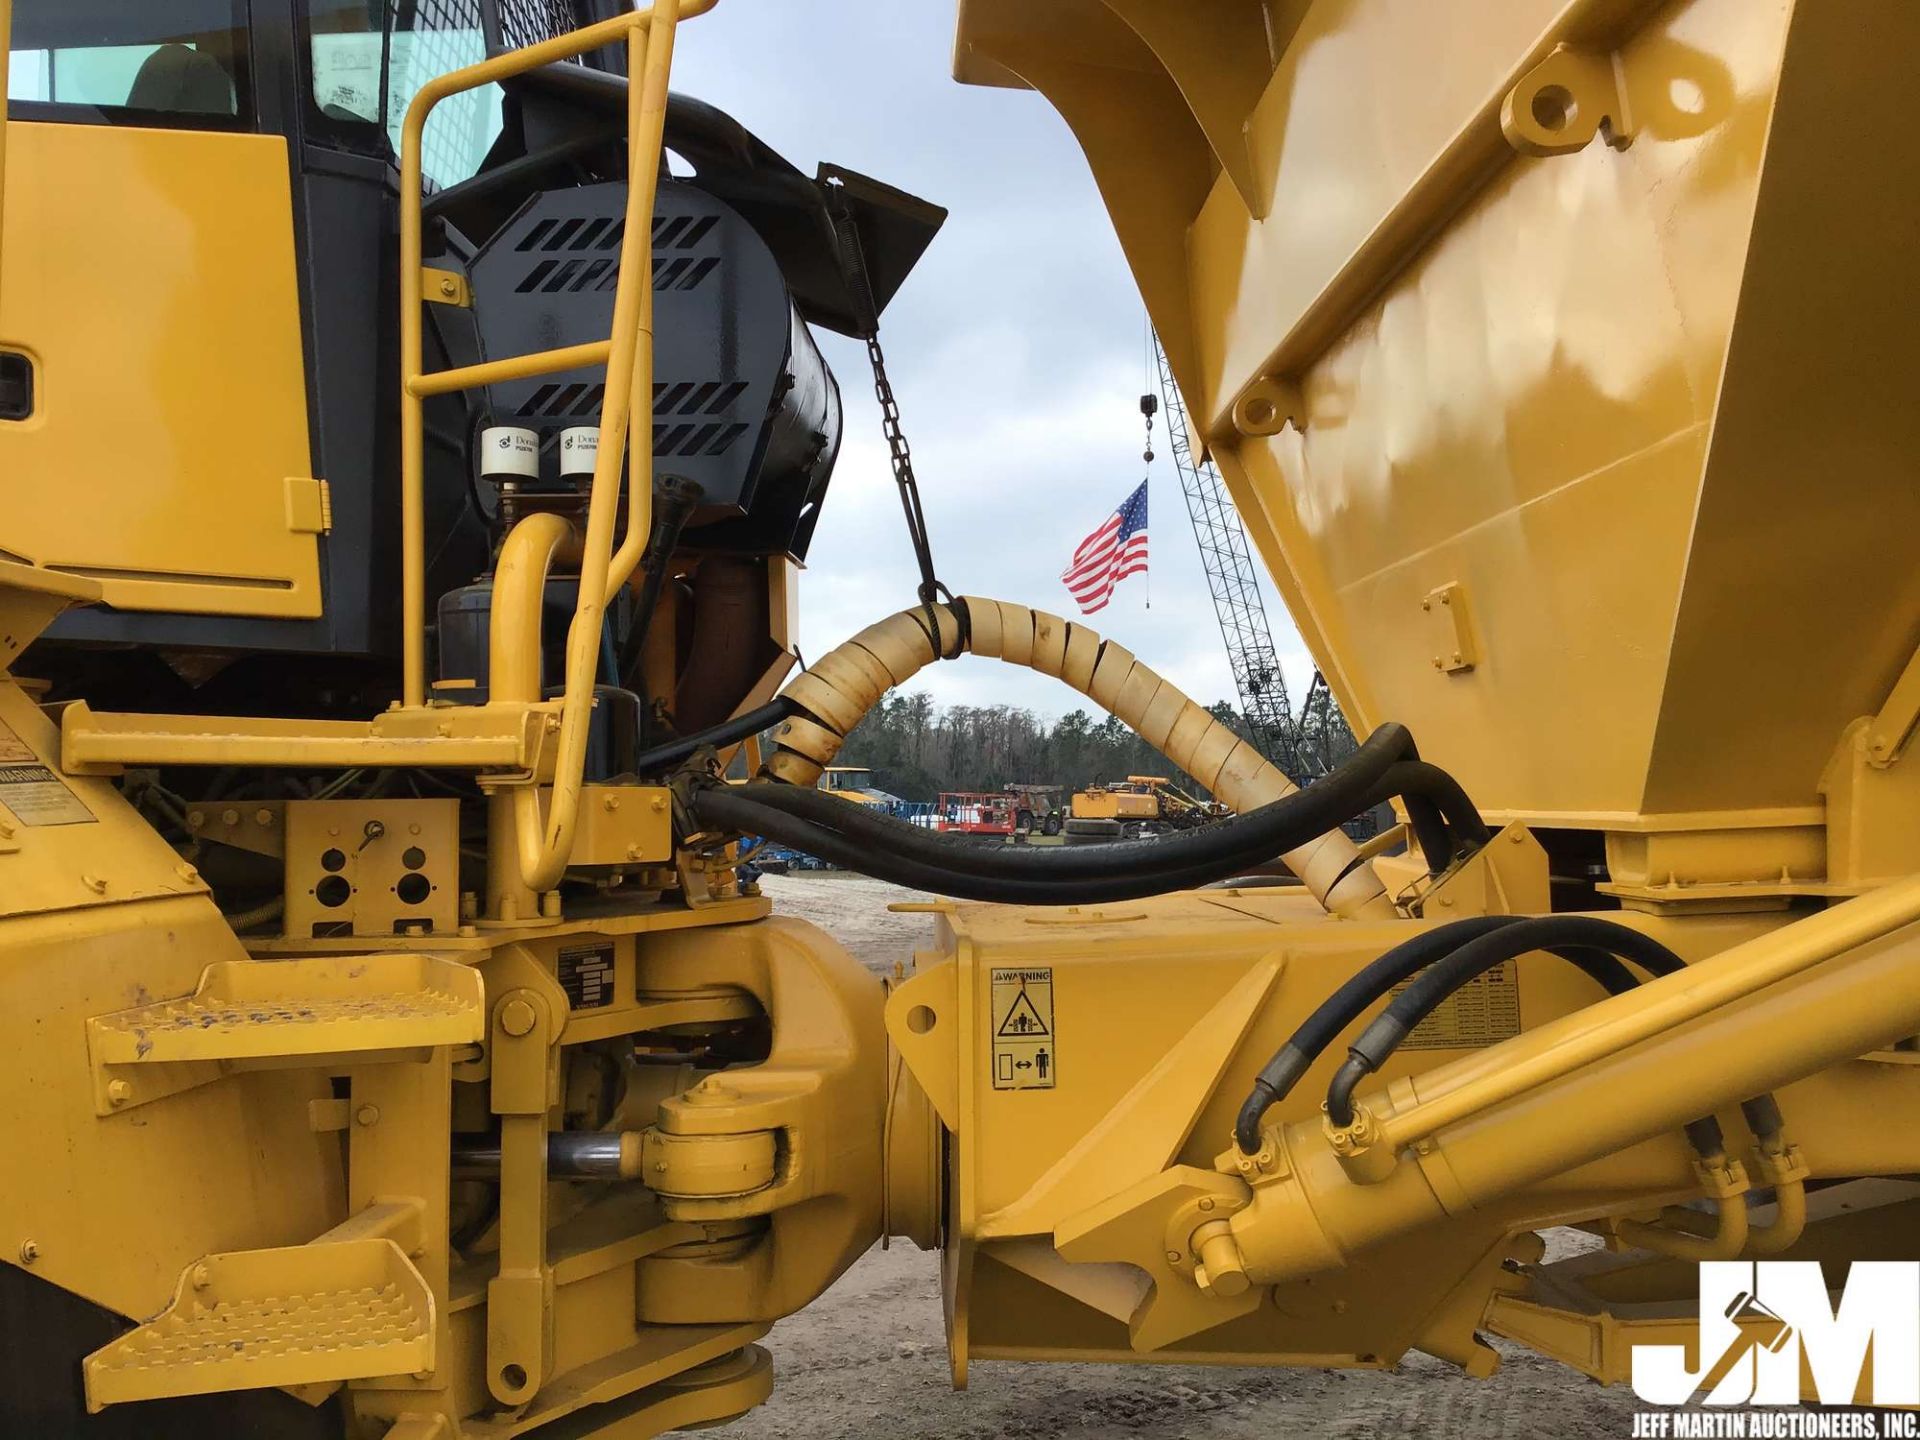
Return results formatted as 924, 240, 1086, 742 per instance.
1, 0, 1918, 1435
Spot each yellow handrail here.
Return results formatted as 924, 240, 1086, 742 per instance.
397, 0, 710, 896
407, 340, 613, 399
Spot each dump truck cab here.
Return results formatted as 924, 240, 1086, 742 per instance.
4, 0, 938, 732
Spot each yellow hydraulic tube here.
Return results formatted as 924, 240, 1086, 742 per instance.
1605, 1120, 1804, 1261
485, 513, 573, 921
1614, 1152, 1751, 1262
1611, 1147, 1807, 1260
1745, 1178, 1809, 1256
488, 514, 573, 705
1617, 1201, 1751, 1262
1372, 873, 1920, 1156
1743, 1139, 1811, 1256
1613, 1178, 1807, 1260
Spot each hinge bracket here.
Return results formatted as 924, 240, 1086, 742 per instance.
1502, 46, 1636, 157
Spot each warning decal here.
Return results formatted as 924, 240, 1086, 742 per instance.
1391, 959, 1520, 1050
0, 721, 33, 764
990, 967, 1056, 1090
0, 711, 96, 828
0, 764, 96, 827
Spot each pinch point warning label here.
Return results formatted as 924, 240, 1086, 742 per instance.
990, 967, 1056, 1090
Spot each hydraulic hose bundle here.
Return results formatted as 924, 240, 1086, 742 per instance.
658, 598, 1806, 1260
1229, 911, 1801, 1258
673, 598, 1489, 915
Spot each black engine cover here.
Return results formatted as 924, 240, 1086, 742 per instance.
469, 180, 840, 558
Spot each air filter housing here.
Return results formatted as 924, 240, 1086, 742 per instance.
468, 179, 840, 558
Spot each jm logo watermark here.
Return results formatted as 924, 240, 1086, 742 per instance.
1627, 1261, 1920, 1437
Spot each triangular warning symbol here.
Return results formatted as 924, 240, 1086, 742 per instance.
997, 990, 1049, 1038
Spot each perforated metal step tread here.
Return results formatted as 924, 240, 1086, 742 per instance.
89, 952, 484, 1064
84, 1239, 435, 1410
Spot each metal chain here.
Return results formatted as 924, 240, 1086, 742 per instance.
826, 187, 952, 648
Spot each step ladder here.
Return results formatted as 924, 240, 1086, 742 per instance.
84, 1238, 434, 1410
89, 952, 483, 1066
85, 951, 485, 1116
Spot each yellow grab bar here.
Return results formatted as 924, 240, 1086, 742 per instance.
397, 0, 708, 895
603, 1, 678, 607
398, 0, 713, 708
407, 340, 614, 399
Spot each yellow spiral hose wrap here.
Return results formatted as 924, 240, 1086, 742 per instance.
761, 598, 1393, 919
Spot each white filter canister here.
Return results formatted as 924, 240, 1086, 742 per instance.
480, 426, 540, 480
558, 425, 601, 479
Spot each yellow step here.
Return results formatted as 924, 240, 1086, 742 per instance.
84, 1238, 434, 1410
89, 952, 483, 1065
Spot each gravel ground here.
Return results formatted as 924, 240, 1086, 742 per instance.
706, 873, 1642, 1440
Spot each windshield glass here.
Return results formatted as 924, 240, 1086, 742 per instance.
7, 0, 247, 120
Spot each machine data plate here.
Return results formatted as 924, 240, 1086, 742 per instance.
990, 966, 1056, 1090
558, 941, 615, 1011
1391, 959, 1520, 1049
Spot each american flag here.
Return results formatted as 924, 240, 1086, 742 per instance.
1063, 480, 1148, 615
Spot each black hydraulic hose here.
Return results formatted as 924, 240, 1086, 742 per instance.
630, 697, 797, 776
1741, 1092, 1785, 1143
1320, 915, 1778, 1167
1324, 915, 1690, 1127
1236, 917, 1504, 1151
1395, 761, 1492, 844
694, 787, 1259, 904
1360, 759, 1493, 872
729, 780, 1366, 884
718, 723, 1419, 885
1232, 916, 1641, 1152
619, 475, 705, 699
1394, 791, 1455, 875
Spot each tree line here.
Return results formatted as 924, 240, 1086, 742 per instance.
810, 690, 1256, 803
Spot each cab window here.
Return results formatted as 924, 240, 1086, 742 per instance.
305, 0, 508, 190
6, 0, 246, 120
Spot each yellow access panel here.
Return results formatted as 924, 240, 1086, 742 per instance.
0, 122, 322, 618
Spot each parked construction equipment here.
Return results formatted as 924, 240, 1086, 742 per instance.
1069, 774, 1228, 839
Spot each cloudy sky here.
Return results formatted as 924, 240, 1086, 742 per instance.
671, 1, 1317, 719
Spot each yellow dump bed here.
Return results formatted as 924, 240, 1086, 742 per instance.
956, 0, 1920, 904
